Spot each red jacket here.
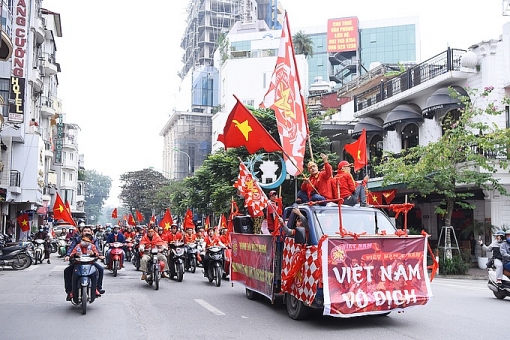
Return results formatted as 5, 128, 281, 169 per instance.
334, 170, 357, 199
205, 235, 223, 248
164, 232, 183, 243
301, 162, 334, 199
184, 233, 196, 244
140, 233, 166, 249
70, 243, 100, 257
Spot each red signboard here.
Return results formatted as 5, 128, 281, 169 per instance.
321, 236, 432, 317
327, 17, 359, 53
230, 233, 274, 298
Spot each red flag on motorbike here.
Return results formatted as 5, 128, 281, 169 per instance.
127, 214, 137, 226
53, 193, 76, 226
136, 209, 144, 222
111, 208, 118, 219
17, 213, 30, 232
204, 216, 210, 231
219, 214, 227, 230
183, 209, 194, 230
159, 208, 174, 230
149, 215, 156, 225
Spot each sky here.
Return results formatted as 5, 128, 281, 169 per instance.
42, 0, 510, 206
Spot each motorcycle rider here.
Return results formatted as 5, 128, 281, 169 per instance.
480, 230, 505, 284
34, 226, 51, 264
59, 227, 68, 238
105, 225, 126, 267
164, 224, 183, 243
64, 226, 105, 300
203, 227, 225, 276
124, 226, 136, 240
499, 230, 510, 276
139, 226, 169, 279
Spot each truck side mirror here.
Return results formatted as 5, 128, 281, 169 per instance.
294, 227, 306, 245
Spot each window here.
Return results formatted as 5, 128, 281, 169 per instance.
69, 173, 73, 182
401, 123, 419, 150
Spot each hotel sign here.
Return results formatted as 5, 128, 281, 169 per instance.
327, 17, 359, 53
54, 118, 64, 164
9, 0, 28, 123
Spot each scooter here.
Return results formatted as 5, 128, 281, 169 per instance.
487, 266, 510, 299
0, 236, 33, 270
185, 242, 198, 273
168, 241, 185, 282
125, 238, 134, 262
70, 255, 100, 315
57, 236, 67, 258
144, 247, 165, 290
196, 239, 206, 267
205, 246, 224, 287
33, 239, 46, 265
107, 242, 125, 277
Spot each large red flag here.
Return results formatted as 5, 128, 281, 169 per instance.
218, 95, 282, 154
136, 209, 144, 222
53, 193, 76, 226
159, 208, 174, 231
261, 11, 308, 176
17, 213, 30, 232
128, 214, 137, 226
233, 161, 269, 217
344, 128, 367, 171
183, 209, 195, 230
111, 208, 118, 219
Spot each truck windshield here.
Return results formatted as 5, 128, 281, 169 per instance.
314, 208, 396, 236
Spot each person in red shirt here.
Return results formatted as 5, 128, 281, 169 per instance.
296, 153, 334, 204
165, 224, 183, 243
334, 161, 368, 206
184, 227, 196, 244
219, 228, 230, 247
266, 191, 279, 233
203, 228, 225, 276
139, 227, 169, 279
123, 226, 136, 240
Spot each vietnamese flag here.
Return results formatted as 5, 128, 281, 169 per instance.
204, 216, 210, 231
344, 128, 367, 172
367, 191, 383, 205
219, 214, 227, 230
136, 209, 144, 222
128, 214, 137, 226
149, 215, 156, 225
382, 189, 397, 204
17, 213, 30, 232
111, 208, 118, 219
53, 193, 76, 226
159, 209, 174, 231
217, 95, 282, 154
183, 209, 194, 230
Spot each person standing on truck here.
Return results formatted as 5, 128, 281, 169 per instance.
334, 161, 368, 207
266, 190, 280, 233
296, 153, 334, 204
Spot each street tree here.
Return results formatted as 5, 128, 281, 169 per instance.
293, 31, 314, 58
374, 86, 510, 229
84, 170, 112, 223
154, 179, 189, 219
119, 168, 170, 222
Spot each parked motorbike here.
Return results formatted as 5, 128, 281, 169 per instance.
70, 255, 100, 315
205, 246, 225, 287
487, 266, 510, 299
125, 238, 134, 262
144, 247, 165, 290
107, 242, 125, 277
185, 242, 198, 273
56, 236, 67, 258
33, 239, 46, 265
0, 235, 33, 270
168, 241, 185, 282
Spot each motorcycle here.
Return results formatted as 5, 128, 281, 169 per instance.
56, 236, 67, 258
132, 235, 143, 271
125, 238, 134, 262
184, 242, 198, 273
205, 246, 225, 287
196, 239, 206, 267
168, 241, 185, 282
107, 242, 125, 277
487, 265, 510, 299
0, 235, 33, 270
50, 239, 58, 254
70, 255, 100, 315
33, 239, 46, 265
144, 247, 165, 290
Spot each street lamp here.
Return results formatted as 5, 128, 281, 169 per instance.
173, 147, 191, 175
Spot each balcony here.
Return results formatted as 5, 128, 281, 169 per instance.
40, 96, 55, 118
31, 68, 43, 94
34, 17, 45, 45
41, 54, 58, 76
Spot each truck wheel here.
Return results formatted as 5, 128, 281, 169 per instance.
286, 294, 310, 320
245, 288, 259, 300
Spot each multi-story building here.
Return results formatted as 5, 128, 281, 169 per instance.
0, 1, 83, 239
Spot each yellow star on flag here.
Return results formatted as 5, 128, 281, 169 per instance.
232, 119, 252, 141
164, 222, 171, 231
21, 219, 28, 226
273, 84, 294, 118
58, 204, 64, 213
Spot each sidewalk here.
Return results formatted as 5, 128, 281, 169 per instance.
434, 266, 487, 280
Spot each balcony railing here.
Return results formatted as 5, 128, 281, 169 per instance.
353, 48, 466, 112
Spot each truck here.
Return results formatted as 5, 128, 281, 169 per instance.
230, 203, 435, 320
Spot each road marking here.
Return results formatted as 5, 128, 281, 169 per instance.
23, 265, 41, 271
194, 299, 225, 315
51, 265, 68, 272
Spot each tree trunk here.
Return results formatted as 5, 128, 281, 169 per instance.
444, 198, 455, 260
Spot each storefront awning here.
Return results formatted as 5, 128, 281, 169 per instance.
0, 30, 13, 61
383, 103, 423, 131
351, 117, 384, 138
421, 86, 468, 119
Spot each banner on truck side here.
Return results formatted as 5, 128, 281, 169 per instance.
322, 237, 433, 317
230, 233, 275, 299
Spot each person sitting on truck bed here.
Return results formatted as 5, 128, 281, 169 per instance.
296, 153, 334, 205
278, 208, 309, 239
334, 161, 368, 207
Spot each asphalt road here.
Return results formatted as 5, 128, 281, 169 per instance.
0, 253, 505, 340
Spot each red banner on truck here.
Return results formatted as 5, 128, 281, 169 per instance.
231, 234, 274, 298
322, 236, 432, 317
